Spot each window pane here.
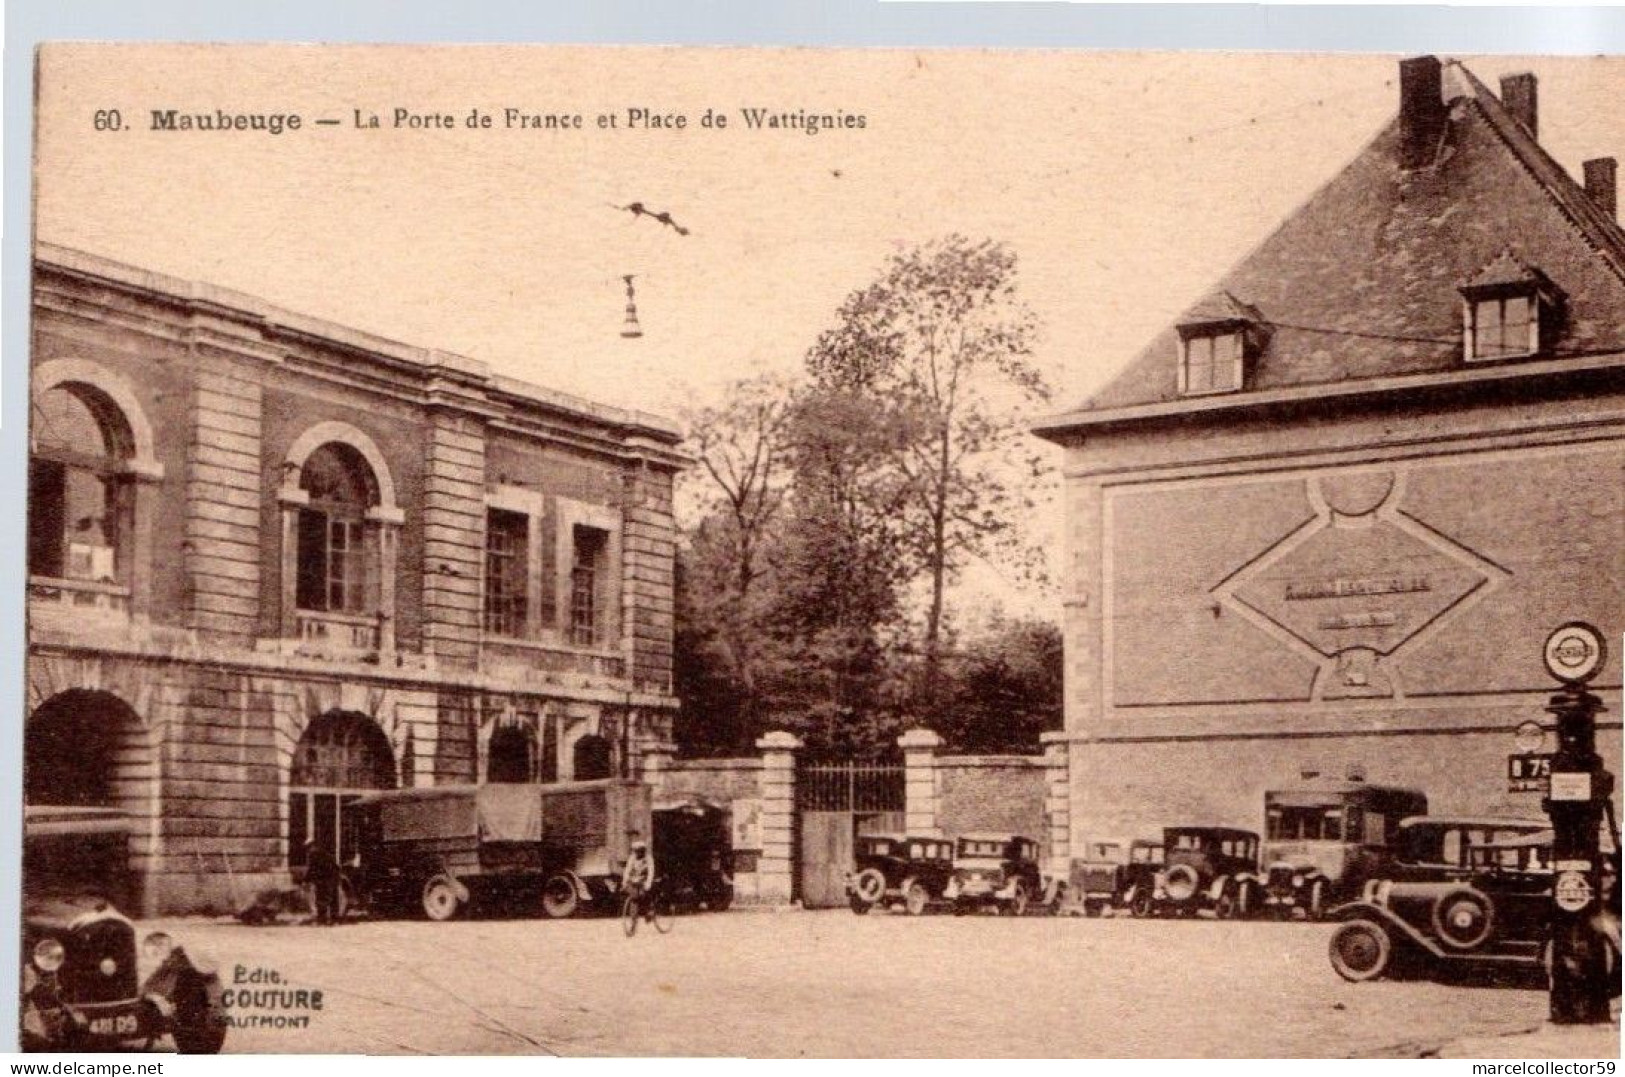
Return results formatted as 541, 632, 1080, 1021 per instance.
297, 508, 329, 610
485, 510, 529, 636
34, 387, 114, 458
571, 526, 609, 646
29, 459, 66, 579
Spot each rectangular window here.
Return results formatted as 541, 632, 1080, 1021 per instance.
1182, 332, 1244, 394
484, 509, 529, 637
297, 509, 363, 612
570, 525, 609, 646
1470, 295, 1536, 360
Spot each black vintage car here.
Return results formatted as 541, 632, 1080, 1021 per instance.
21, 807, 226, 1053
1327, 817, 1556, 983
1141, 826, 1260, 919
652, 798, 734, 913
943, 833, 1060, 916
846, 833, 956, 915
1072, 838, 1163, 917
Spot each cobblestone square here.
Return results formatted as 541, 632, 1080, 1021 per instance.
153, 909, 1576, 1057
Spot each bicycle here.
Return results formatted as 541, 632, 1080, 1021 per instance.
621, 885, 674, 936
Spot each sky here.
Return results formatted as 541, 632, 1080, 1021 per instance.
32, 46, 1625, 620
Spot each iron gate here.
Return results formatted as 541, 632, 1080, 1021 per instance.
796, 761, 905, 908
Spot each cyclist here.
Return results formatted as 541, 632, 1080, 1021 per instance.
622, 838, 657, 921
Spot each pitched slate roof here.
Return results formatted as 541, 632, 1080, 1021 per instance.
1038, 59, 1625, 434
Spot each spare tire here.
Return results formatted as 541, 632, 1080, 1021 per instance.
1163, 864, 1200, 904
1431, 886, 1495, 951
852, 868, 887, 904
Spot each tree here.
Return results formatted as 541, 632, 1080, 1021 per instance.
935, 615, 1063, 753
806, 235, 1050, 715
676, 375, 795, 748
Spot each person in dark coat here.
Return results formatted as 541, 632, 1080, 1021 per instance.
304, 840, 342, 926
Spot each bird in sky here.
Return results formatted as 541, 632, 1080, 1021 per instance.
614, 201, 690, 236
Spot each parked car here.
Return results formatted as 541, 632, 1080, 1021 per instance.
21, 807, 226, 1053
1327, 817, 1553, 983
944, 833, 1060, 916
1260, 781, 1428, 920
845, 833, 956, 915
1072, 837, 1163, 917
652, 797, 734, 913
345, 779, 652, 920
1140, 827, 1260, 919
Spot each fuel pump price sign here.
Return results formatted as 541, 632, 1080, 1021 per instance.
1507, 752, 1552, 793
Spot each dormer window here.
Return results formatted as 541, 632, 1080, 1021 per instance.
1175, 292, 1267, 398
1459, 251, 1562, 363
1180, 329, 1245, 395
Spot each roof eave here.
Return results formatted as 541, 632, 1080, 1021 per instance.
1033, 349, 1625, 442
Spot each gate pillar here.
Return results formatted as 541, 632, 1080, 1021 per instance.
1041, 731, 1072, 865
898, 728, 943, 836
754, 731, 802, 905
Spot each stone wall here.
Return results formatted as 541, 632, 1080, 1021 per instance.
935, 755, 1047, 841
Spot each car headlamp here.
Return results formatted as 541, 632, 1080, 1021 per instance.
142, 931, 174, 962
32, 938, 65, 973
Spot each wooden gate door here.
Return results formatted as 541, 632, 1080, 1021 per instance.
796, 762, 904, 908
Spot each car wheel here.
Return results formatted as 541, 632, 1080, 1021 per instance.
1008, 881, 1030, 917
1215, 891, 1237, 920
540, 873, 581, 919
900, 879, 929, 917
1306, 879, 1328, 922
421, 875, 462, 922
1329, 919, 1394, 982
705, 886, 734, 913
170, 972, 227, 1054
1431, 886, 1494, 951
851, 868, 886, 905
1235, 883, 1253, 920
1084, 900, 1102, 918
1129, 890, 1152, 918
849, 893, 873, 914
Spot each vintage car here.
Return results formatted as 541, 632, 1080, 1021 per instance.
845, 833, 956, 915
944, 833, 1061, 916
1261, 781, 1429, 920
1327, 817, 1554, 983
652, 797, 734, 913
21, 807, 226, 1053
1139, 826, 1260, 919
346, 779, 652, 920
1072, 838, 1163, 917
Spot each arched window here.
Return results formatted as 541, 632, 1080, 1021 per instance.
296, 443, 376, 614
572, 734, 612, 781
29, 385, 132, 589
487, 724, 537, 783
288, 712, 395, 868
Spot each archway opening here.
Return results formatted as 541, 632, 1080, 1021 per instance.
26, 689, 141, 808
289, 711, 396, 869
487, 724, 537, 783
572, 734, 612, 781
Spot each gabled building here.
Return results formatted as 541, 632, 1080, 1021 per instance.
27, 244, 685, 914
1034, 57, 1624, 853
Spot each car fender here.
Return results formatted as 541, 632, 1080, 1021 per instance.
1329, 900, 1448, 960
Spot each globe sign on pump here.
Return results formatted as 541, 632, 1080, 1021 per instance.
1542, 622, 1606, 686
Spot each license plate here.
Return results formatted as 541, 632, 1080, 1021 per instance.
89, 1012, 139, 1037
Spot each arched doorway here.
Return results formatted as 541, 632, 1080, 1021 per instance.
572, 734, 612, 781
487, 724, 537, 783
26, 689, 143, 808
289, 711, 396, 869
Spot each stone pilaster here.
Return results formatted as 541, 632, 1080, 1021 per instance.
1041, 731, 1072, 864
754, 730, 801, 904
898, 728, 944, 836
185, 355, 263, 643
422, 413, 487, 665
636, 737, 677, 797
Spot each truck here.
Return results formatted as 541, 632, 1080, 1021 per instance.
344, 779, 652, 921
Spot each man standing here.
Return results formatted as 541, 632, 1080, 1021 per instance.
304, 840, 342, 926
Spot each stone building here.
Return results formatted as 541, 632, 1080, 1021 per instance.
1034, 58, 1625, 856
26, 244, 684, 914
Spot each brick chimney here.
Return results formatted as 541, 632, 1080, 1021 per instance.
1399, 56, 1447, 170
1500, 72, 1538, 139
1584, 157, 1618, 221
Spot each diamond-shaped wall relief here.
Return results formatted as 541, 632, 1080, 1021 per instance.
1212, 472, 1508, 697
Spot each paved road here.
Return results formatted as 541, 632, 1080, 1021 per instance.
151, 908, 1559, 1057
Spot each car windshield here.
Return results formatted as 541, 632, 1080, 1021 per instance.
1266, 805, 1346, 841
1171, 833, 1214, 852
959, 839, 1003, 858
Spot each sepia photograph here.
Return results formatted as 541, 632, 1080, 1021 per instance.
17, 40, 1625, 1058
